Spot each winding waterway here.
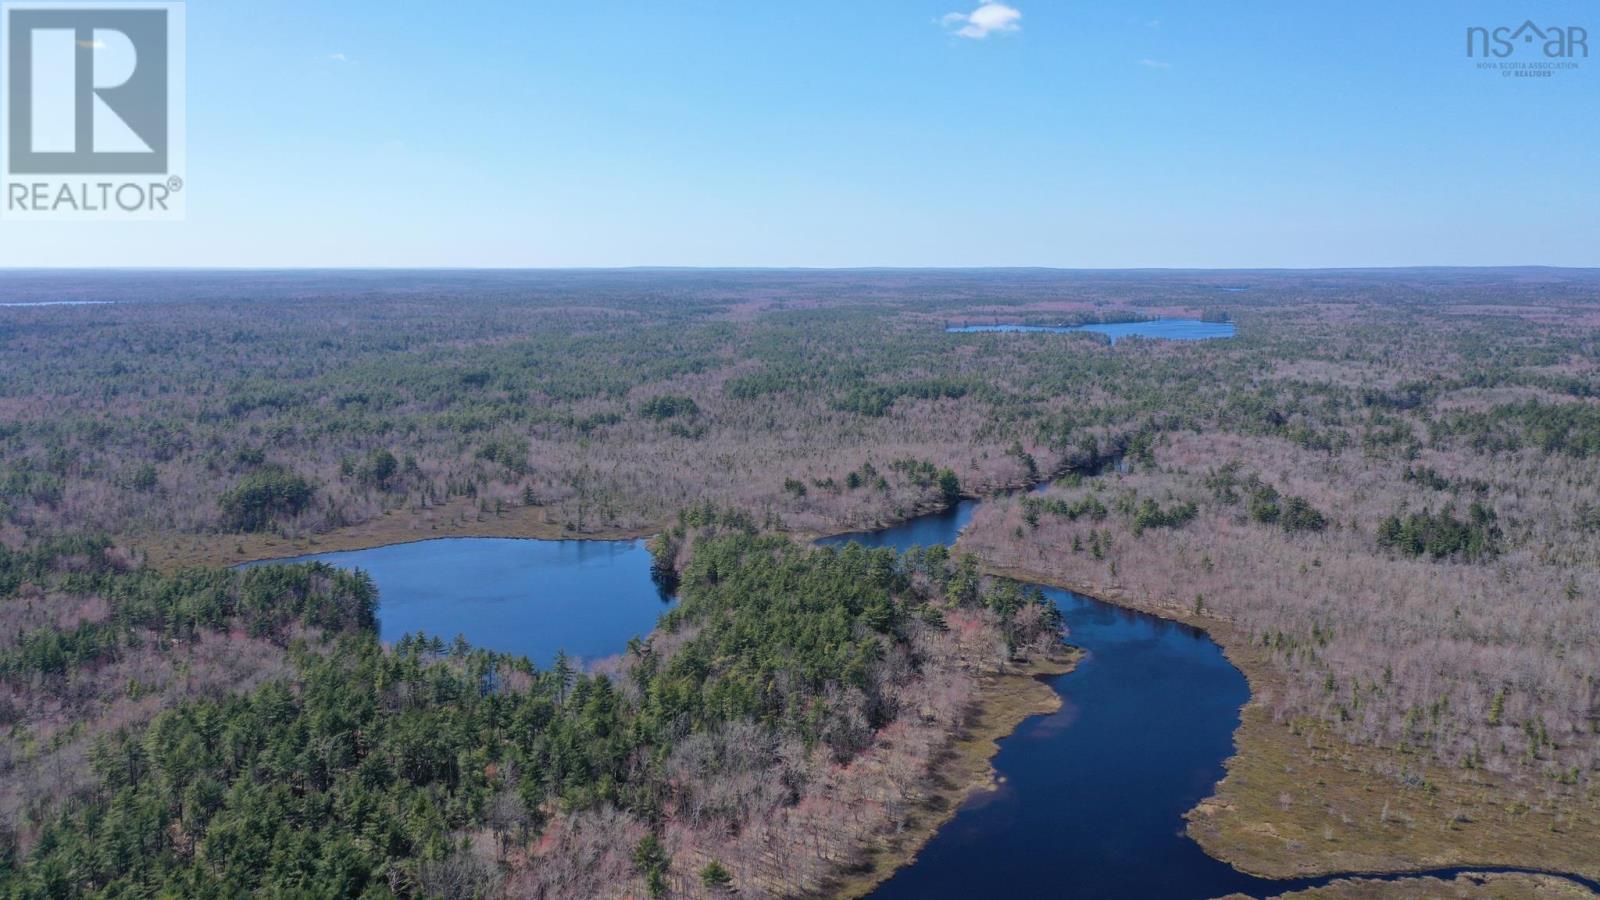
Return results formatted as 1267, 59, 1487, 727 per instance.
248, 500, 1599, 898
820, 497, 1300, 896
828, 497, 1598, 898
847, 501, 1292, 897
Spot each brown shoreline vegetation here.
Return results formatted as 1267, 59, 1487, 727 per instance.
136, 497, 663, 570
826, 650, 1080, 899
140, 488, 999, 573
1252, 871, 1597, 899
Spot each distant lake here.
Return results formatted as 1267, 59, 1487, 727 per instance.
946, 318, 1235, 344
0, 300, 115, 307
243, 537, 671, 667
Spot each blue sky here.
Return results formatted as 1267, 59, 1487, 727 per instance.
3, 0, 1596, 267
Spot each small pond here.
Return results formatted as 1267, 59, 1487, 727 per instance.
244, 537, 671, 667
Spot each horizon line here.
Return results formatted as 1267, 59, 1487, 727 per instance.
1, 264, 1598, 274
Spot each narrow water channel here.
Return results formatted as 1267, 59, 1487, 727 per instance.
868, 586, 1294, 898
828, 498, 1598, 898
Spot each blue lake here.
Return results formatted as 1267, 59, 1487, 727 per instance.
947, 317, 1236, 344
243, 537, 670, 667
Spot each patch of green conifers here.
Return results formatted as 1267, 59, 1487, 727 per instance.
217, 465, 315, 532
1377, 502, 1502, 562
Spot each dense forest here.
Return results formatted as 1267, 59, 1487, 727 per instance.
4, 268, 1600, 890
0, 516, 1061, 896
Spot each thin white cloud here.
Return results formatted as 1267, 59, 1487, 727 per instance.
328, 52, 354, 64
1138, 58, 1172, 68
941, 2, 1022, 39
